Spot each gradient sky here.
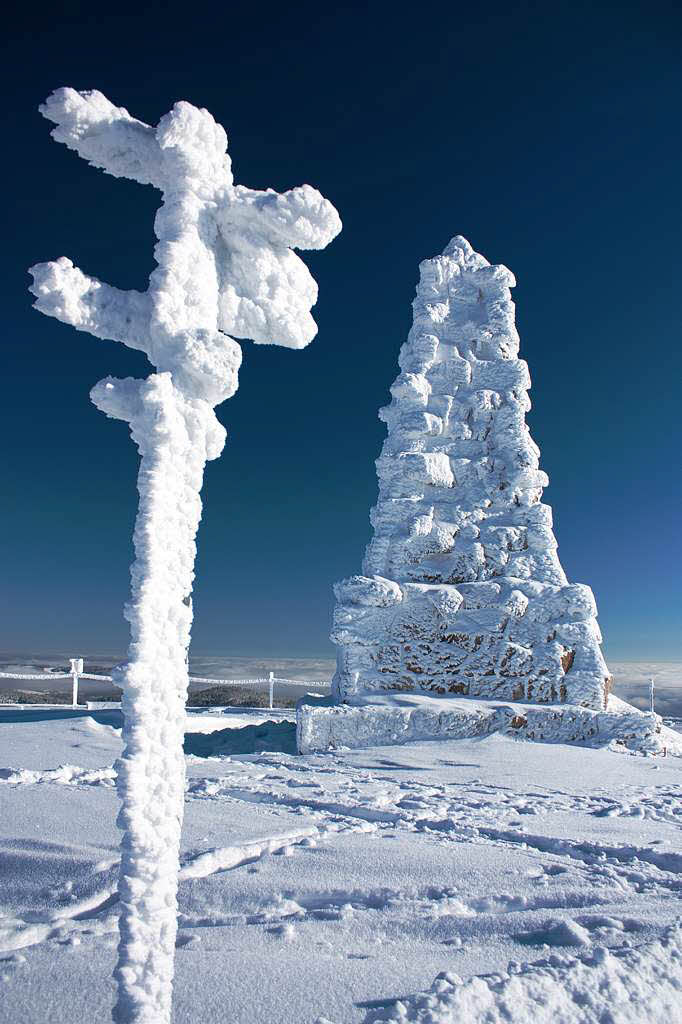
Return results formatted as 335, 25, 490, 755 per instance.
1, 1, 680, 660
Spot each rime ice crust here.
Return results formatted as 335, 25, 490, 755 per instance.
30, 89, 342, 392
29, 88, 340, 1024
332, 237, 609, 711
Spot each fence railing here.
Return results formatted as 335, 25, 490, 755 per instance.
0, 663, 329, 709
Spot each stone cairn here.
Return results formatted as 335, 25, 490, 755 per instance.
331, 237, 611, 710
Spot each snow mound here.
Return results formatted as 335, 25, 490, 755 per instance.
369, 921, 682, 1024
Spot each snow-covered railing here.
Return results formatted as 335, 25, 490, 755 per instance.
0, 665, 329, 708
0, 672, 73, 680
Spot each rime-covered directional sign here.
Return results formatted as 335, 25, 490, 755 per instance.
29, 88, 340, 1024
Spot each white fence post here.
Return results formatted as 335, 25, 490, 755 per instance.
269, 671, 274, 709
70, 658, 83, 707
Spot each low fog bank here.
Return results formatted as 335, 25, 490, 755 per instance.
609, 661, 682, 719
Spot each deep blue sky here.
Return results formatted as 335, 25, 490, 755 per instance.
1, 1, 680, 660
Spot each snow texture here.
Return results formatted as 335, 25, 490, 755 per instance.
331, 238, 610, 713
370, 922, 682, 1023
2, 712, 682, 1023
28, 87, 340, 1024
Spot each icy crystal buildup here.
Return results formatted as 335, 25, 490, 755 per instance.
332, 237, 610, 710
29, 87, 340, 1024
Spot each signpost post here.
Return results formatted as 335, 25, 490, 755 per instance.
70, 657, 83, 707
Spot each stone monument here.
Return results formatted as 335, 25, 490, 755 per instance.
296, 238, 672, 755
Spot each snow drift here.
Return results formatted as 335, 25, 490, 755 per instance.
369, 921, 682, 1024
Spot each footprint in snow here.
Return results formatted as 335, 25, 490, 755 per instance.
516, 918, 591, 947
267, 923, 296, 940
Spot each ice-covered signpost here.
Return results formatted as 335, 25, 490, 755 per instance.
29, 88, 340, 1024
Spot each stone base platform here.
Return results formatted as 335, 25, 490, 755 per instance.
296, 692, 682, 757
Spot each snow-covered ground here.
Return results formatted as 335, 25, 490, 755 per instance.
1, 705, 681, 1022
